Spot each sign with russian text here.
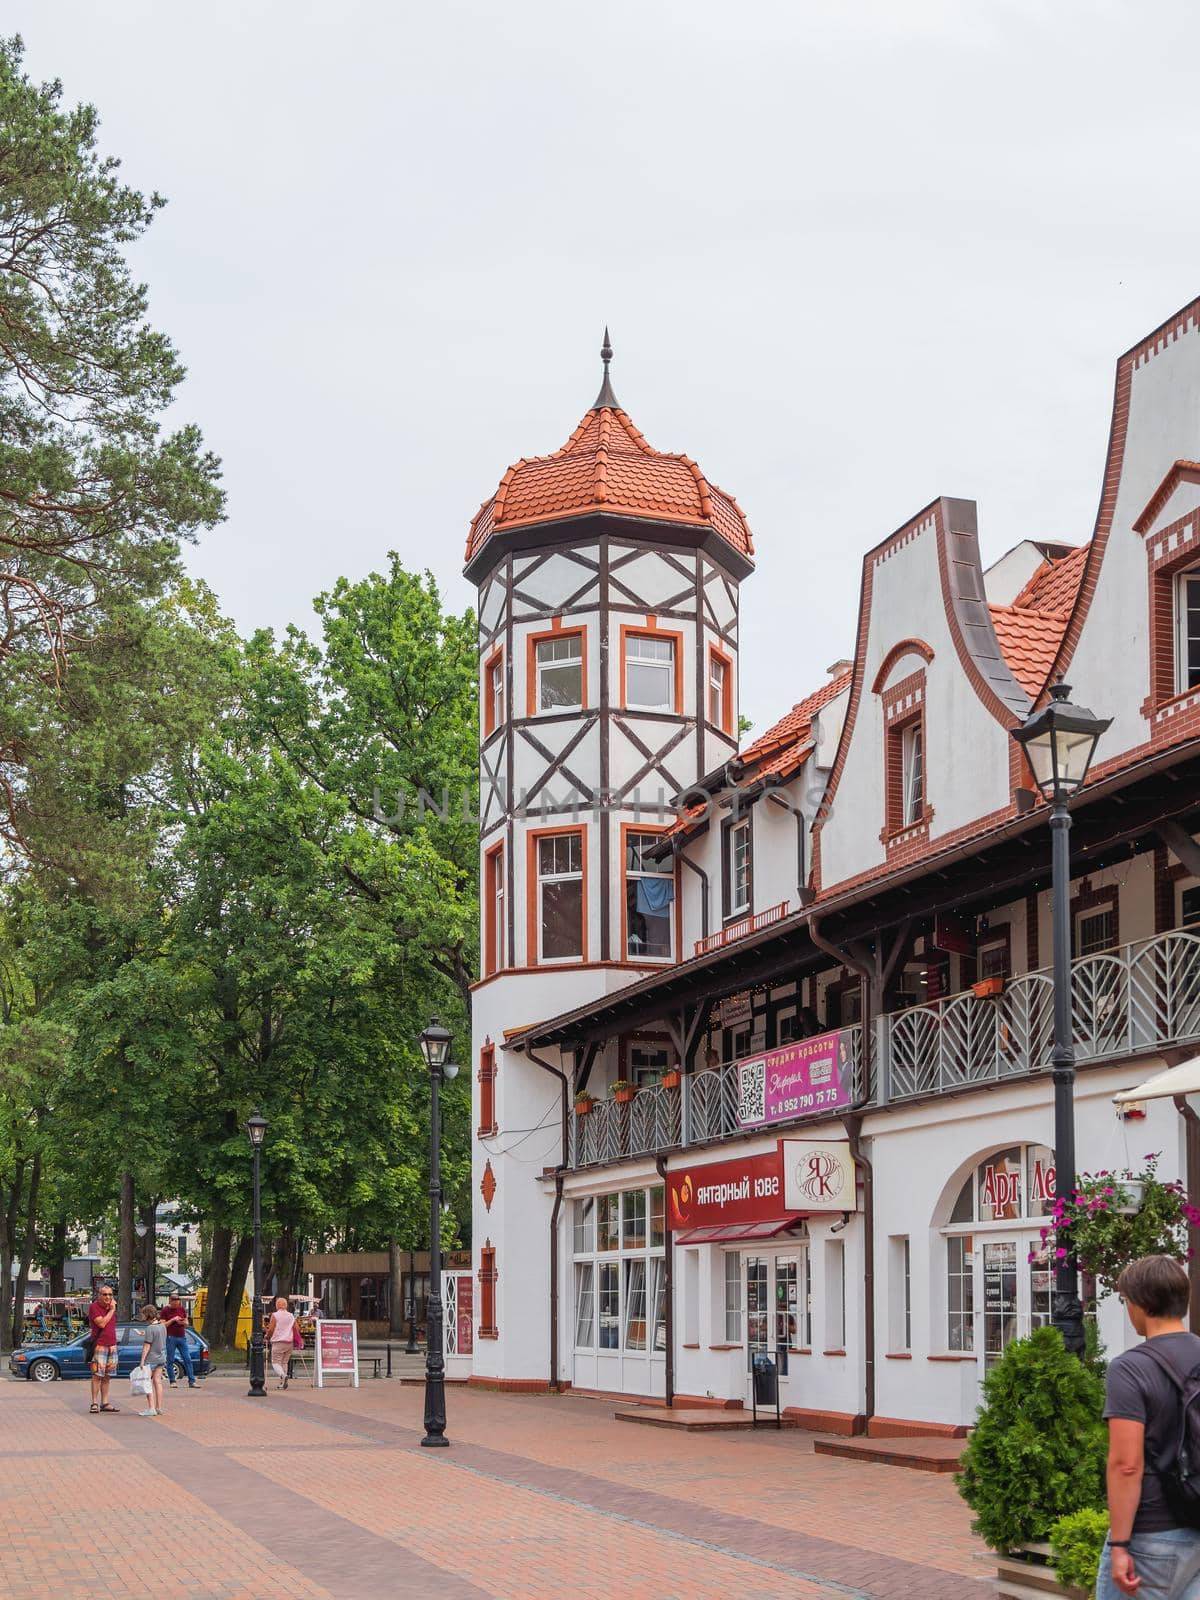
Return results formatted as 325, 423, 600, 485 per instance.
783, 1141, 859, 1212
735, 1028, 854, 1128
667, 1147, 785, 1228
315, 1318, 359, 1388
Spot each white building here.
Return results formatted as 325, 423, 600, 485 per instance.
463, 301, 1200, 1434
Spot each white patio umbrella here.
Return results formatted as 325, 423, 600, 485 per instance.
1112, 1055, 1200, 1104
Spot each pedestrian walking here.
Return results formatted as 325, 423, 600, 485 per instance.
162, 1292, 197, 1388
87, 1284, 119, 1415
264, 1297, 297, 1389
137, 1305, 168, 1417
1098, 1254, 1200, 1599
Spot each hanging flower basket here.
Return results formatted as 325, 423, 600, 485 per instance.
660, 1069, 682, 1090
1035, 1155, 1199, 1297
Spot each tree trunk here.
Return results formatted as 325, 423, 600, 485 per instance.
222, 1233, 255, 1349
0, 1160, 26, 1354
202, 1226, 232, 1346
388, 1238, 405, 1337
10, 1152, 41, 1348
117, 1173, 135, 1320
138, 1200, 158, 1305
290, 1235, 304, 1296
48, 1218, 67, 1298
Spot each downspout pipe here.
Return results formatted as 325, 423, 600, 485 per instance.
675, 843, 710, 943
655, 1153, 674, 1407
842, 1112, 876, 1431
527, 1046, 571, 1394
766, 787, 810, 908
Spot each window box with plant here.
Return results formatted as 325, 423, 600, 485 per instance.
574, 1091, 595, 1117
611, 1080, 637, 1105
1034, 1154, 1200, 1297
660, 1068, 682, 1090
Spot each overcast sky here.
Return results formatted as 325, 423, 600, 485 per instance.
24, 1, 1200, 733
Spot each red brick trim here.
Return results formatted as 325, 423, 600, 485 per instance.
672, 1393, 745, 1411
1134, 460, 1200, 534
884, 1352, 913, 1360
871, 638, 935, 695
782, 1406, 866, 1435
880, 667, 929, 851
1140, 501, 1200, 729
867, 1416, 969, 1439
926, 1353, 976, 1362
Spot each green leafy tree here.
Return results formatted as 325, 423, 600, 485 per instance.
0, 35, 223, 859
956, 1326, 1107, 1551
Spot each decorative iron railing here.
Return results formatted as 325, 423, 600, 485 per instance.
693, 900, 789, 958
566, 930, 1200, 1169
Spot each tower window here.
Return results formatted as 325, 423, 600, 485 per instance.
623, 631, 676, 712
708, 647, 732, 734
483, 843, 504, 976
625, 831, 674, 960
535, 830, 585, 962
535, 633, 584, 712
484, 649, 504, 736
1177, 568, 1200, 694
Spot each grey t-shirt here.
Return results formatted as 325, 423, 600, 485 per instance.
141, 1321, 168, 1367
1104, 1331, 1200, 1533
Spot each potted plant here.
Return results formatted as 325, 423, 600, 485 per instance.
1049, 1507, 1108, 1599
972, 975, 1005, 999
611, 1079, 637, 1105
956, 1327, 1107, 1597
660, 1066, 682, 1090
573, 1090, 594, 1117
1036, 1154, 1200, 1297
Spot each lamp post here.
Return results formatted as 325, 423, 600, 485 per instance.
246, 1110, 269, 1398
1011, 681, 1110, 1356
418, 1017, 458, 1447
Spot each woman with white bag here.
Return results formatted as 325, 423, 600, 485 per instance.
135, 1304, 168, 1417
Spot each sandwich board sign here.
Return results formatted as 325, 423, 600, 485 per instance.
315, 1319, 359, 1388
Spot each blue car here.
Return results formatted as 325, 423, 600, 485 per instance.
8, 1322, 211, 1384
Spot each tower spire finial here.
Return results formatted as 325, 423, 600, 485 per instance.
591, 326, 619, 410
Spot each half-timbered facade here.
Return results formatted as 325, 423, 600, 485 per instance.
466, 298, 1200, 1430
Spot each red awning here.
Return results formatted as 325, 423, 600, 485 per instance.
673, 1217, 807, 1245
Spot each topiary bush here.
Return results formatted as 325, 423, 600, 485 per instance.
956, 1326, 1107, 1551
1049, 1507, 1109, 1594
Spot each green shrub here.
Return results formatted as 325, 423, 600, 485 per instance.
955, 1326, 1107, 1551
1050, 1506, 1109, 1594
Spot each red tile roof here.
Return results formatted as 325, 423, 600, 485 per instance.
663, 669, 851, 841
466, 403, 754, 563
988, 543, 1089, 696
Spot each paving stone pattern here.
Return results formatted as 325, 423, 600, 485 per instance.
0, 1376, 989, 1599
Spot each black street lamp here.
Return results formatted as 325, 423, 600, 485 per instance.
1012, 682, 1110, 1356
419, 1017, 457, 1447
246, 1110, 269, 1398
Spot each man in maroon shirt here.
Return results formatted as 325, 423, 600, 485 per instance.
88, 1285, 119, 1413
162, 1293, 196, 1387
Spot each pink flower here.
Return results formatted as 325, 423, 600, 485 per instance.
1055, 1247, 1068, 1259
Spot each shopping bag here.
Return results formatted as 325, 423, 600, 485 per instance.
129, 1364, 152, 1397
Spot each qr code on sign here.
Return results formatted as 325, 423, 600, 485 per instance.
737, 1059, 766, 1124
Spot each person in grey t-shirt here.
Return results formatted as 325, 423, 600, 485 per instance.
138, 1305, 168, 1418
1098, 1255, 1200, 1600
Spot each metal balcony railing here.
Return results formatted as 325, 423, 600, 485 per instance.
693, 900, 789, 958
886, 927, 1200, 1101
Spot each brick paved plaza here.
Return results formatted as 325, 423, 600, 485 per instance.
0, 1374, 989, 1599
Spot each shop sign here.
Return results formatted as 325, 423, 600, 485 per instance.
735, 1027, 854, 1128
783, 1140, 859, 1212
316, 1318, 359, 1388
716, 991, 753, 1028
667, 1147, 784, 1228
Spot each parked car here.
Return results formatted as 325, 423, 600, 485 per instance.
8, 1322, 211, 1383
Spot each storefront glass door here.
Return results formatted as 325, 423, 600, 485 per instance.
744, 1252, 806, 1405
979, 1237, 1052, 1370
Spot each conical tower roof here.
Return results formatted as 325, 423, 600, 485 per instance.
465, 335, 754, 566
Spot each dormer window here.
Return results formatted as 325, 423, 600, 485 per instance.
901, 723, 924, 825
1177, 568, 1200, 693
